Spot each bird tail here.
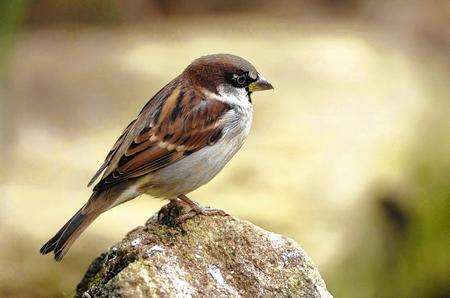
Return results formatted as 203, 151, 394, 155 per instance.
40, 203, 101, 261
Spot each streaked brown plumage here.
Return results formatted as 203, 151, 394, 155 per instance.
91, 82, 231, 192
40, 54, 273, 261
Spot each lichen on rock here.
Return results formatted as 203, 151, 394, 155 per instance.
76, 202, 332, 297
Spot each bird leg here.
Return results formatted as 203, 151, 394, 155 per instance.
157, 195, 229, 226
172, 194, 229, 225
177, 194, 228, 217
157, 199, 186, 226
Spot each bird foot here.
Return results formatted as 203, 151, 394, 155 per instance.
157, 199, 186, 226
173, 207, 229, 225
157, 195, 228, 227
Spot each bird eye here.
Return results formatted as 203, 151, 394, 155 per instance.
236, 74, 246, 85
232, 73, 247, 87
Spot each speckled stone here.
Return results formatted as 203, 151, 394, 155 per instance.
76, 203, 332, 298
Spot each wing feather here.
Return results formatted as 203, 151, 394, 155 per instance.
87, 119, 136, 187
91, 78, 231, 192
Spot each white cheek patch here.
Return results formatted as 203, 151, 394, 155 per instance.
203, 85, 251, 107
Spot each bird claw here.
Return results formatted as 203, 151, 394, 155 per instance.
157, 196, 228, 227
157, 199, 186, 226
173, 207, 229, 225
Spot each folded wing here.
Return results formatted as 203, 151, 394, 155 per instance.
89, 78, 231, 192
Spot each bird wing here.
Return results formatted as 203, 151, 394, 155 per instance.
89, 77, 231, 192
87, 119, 136, 187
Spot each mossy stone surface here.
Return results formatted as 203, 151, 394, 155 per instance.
76, 204, 332, 298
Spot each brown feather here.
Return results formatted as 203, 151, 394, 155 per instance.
87, 119, 136, 187
92, 78, 231, 192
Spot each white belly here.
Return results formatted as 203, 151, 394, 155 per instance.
142, 106, 252, 199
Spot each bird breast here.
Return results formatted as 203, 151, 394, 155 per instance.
142, 104, 253, 199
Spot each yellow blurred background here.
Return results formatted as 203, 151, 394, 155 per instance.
0, 1, 449, 297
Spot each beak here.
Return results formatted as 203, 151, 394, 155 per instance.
248, 75, 274, 92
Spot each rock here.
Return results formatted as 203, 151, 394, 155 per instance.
76, 202, 332, 298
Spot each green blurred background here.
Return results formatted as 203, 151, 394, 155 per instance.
0, 1, 449, 297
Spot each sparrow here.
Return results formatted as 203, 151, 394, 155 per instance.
40, 54, 273, 261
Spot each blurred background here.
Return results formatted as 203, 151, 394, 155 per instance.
0, 0, 449, 297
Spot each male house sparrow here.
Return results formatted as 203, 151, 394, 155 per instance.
40, 54, 273, 261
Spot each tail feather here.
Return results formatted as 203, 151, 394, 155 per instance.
40, 206, 100, 261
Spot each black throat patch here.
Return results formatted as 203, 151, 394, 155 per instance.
246, 87, 253, 103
